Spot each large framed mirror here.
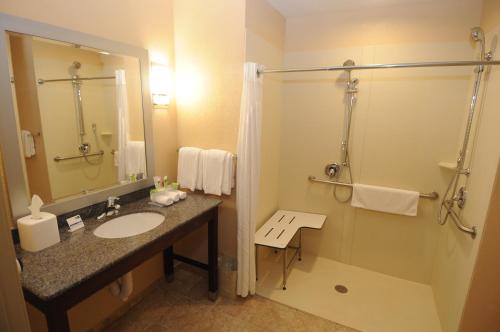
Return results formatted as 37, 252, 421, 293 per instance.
0, 14, 155, 221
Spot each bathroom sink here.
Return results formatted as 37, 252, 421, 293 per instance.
94, 212, 165, 239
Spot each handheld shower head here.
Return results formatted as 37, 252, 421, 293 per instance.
343, 59, 355, 68
69, 61, 82, 78
343, 59, 356, 82
470, 27, 486, 63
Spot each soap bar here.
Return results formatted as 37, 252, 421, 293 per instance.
17, 212, 61, 252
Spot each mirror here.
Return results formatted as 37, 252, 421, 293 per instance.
7, 32, 147, 203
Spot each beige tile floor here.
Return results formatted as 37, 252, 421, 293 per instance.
104, 263, 360, 332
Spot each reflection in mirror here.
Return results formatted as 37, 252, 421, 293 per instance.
8, 32, 147, 203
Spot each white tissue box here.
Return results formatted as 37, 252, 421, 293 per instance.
17, 212, 60, 252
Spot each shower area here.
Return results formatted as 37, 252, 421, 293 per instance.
246, 2, 500, 331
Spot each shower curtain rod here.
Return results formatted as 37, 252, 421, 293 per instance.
37, 76, 115, 84
258, 59, 500, 74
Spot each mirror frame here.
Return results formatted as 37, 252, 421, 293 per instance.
0, 13, 155, 220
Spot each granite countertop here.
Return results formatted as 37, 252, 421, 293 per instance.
16, 193, 222, 301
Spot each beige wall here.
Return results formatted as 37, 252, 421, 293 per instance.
0, 1, 177, 330
9, 34, 53, 203
431, 20, 500, 332
171, 0, 285, 266
284, 0, 481, 52
173, 0, 245, 153
278, 3, 482, 284
481, 0, 500, 32
459, 161, 500, 332
245, 0, 285, 229
171, 0, 246, 262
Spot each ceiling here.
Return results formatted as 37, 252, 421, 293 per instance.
266, 0, 448, 17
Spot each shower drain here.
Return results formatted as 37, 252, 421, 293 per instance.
334, 284, 348, 294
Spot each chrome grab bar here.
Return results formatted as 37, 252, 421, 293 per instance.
442, 200, 477, 238
53, 150, 104, 162
37, 76, 115, 84
308, 176, 439, 200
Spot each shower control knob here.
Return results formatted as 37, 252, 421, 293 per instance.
79, 143, 90, 154
325, 163, 341, 178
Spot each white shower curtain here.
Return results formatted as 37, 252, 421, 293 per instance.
237, 62, 264, 297
116, 69, 129, 181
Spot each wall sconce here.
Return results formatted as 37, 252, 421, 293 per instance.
150, 62, 170, 108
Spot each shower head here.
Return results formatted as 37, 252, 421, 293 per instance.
69, 61, 82, 78
343, 59, 356, 82
470, 27, 486, 62
343, 59, 355, 68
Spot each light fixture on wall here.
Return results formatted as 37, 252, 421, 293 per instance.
150, 62, 170, 108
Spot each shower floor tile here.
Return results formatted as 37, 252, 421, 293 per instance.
256, 252, 442, 332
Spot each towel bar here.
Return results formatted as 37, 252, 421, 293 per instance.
308, 176, 439, 200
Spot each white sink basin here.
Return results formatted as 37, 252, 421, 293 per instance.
94, 212, 165, 239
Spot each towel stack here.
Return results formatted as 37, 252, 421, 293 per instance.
150, 189, 187, 207
178, 147, 235, 196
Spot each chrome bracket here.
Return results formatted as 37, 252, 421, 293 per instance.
459, 168, 471, 176
486, 51, 494, 62
455, 187, 467, 209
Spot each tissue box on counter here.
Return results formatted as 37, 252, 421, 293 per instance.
17, 212, 60, 252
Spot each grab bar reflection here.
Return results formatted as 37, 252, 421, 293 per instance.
307, 176, 439, 200
53, 150, 104, 162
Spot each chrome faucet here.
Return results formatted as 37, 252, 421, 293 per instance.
106, 196, 121, 216
97, 196, 120, 220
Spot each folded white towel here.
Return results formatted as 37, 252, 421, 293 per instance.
21, 130, 35, 158
222, 152, 234, 195
202, 149, 227, 196
351, 183, 419, 216
113, 150, 120, 167
178, 147, 202, 191
175, 190, 187, 200
152, 195, 174, 206
166, 191, 180, 202
195, 152, 204, 190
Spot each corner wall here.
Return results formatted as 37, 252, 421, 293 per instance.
170, 0, 246, 262
430, 4, 500, 330
245, 0, 285, 229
